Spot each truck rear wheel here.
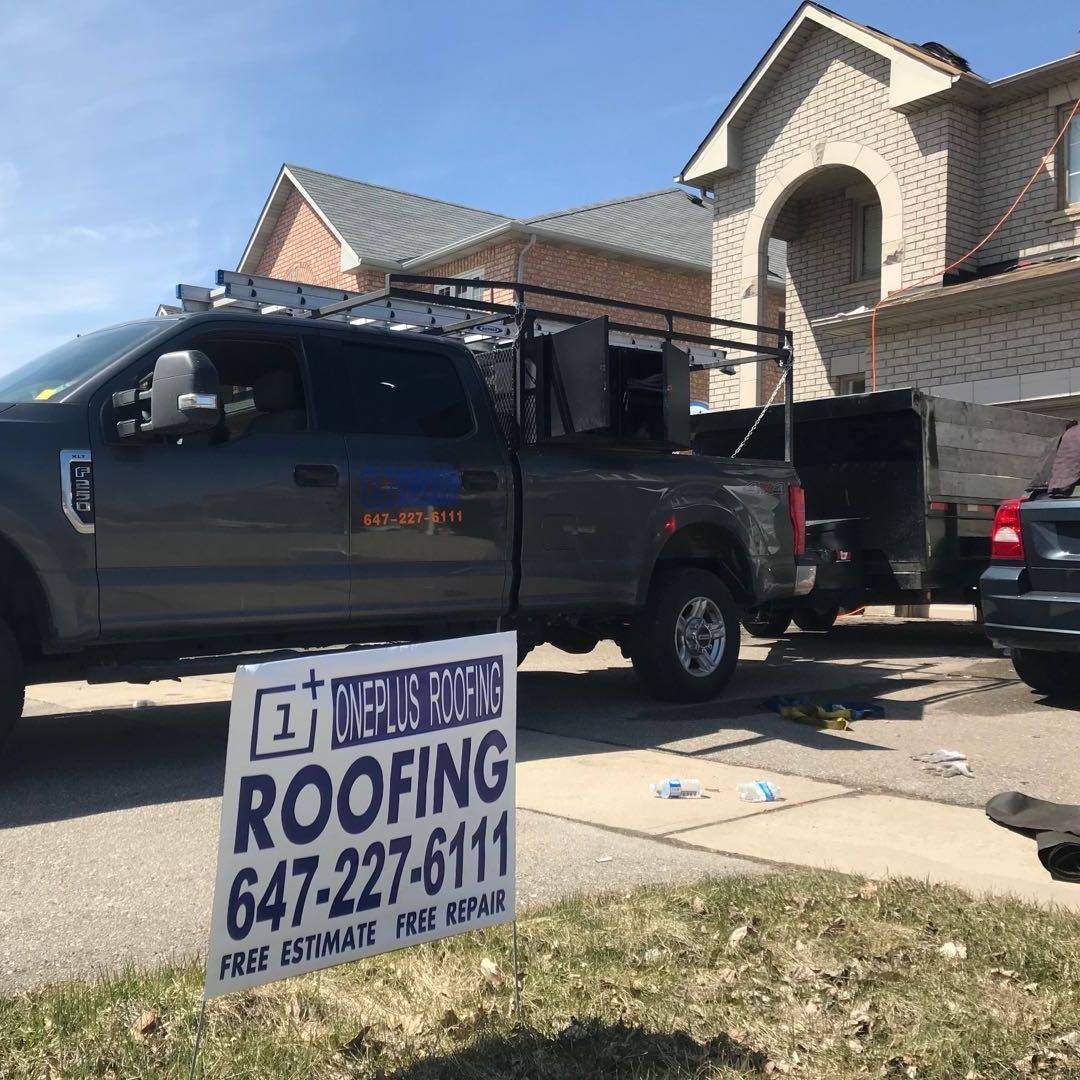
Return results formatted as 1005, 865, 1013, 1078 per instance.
792, 605, 840, 632
631, 568, 740, 703
741, 604, 793, 638
0, 621, 25, 753
1011, 647, 1080, 698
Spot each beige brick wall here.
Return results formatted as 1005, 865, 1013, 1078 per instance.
755, 285, 787, 404
704, 21, 1080, 413
877, 297, 1080, 394
708, 24, 959, 406
978, 93, 1080, 265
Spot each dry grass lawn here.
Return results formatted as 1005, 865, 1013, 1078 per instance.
3, 872, 1080, 1078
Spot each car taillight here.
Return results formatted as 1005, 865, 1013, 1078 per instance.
990, 497, 1025, 561
788, 484, 806, 557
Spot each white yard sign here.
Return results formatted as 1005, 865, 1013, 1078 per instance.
204, 632, 516, 998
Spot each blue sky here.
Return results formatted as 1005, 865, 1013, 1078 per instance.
3, 0, 1078, 367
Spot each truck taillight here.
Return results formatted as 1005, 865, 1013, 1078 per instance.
788, 484, 806, 557
990, 498, 1025, 561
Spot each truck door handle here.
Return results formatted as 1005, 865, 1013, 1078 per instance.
460, 469, 499, 492
294, 463, 339, 488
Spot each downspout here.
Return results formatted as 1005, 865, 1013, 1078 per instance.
516, 233, 538, 282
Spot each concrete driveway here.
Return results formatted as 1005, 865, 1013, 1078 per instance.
1, 612, 1077, 991
520, 612, 1079, 810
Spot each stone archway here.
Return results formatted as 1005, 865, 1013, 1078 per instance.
740, 141, 904, 330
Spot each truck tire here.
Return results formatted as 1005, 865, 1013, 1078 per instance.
631, 568, 740, 703
792, 605, 840, 632
0, 621, 25, 753
1011, 648, 1080, 698
741, 604, 793, 638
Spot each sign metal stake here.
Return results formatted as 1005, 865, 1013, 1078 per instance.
511, 920, 523, 1023
188, 998, 208, 1080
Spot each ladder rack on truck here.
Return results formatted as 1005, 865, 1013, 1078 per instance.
173, 270, 795, 458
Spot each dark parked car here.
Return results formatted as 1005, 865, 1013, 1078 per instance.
981, 424, 1080, 696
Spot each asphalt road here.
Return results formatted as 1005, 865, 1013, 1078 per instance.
1, 612, 1076, 992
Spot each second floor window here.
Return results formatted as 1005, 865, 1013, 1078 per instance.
853, 200, 882, 281
434, 270, 488, 302
1063, 105, 1080, 206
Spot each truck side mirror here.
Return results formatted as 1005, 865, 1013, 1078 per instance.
114, 350, 221, 438
148, 350, 220, 435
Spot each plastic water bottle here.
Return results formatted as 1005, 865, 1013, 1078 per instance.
651, 778, 702, 799
737, 780, 783, 802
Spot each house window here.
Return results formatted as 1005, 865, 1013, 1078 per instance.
838, 373, 867, 396
1060, 104, 1080, 206
434, 269, 487, 302
852, 200, 882, 281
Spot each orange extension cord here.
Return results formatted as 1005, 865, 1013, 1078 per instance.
869, 95, 1080, 391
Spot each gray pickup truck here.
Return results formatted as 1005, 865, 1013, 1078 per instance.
0, 273, 808, 750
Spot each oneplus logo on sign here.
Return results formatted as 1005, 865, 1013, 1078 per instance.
60, 450, 94, 534
249, 667, 324, 761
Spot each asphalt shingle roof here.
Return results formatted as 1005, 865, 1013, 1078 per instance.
287, 164, 511, 265
522, 189, 712, 268
281, 165, 715, 270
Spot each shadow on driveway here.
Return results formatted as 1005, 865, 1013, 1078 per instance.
0, 618, 1029, 830
0, 699, 229, 829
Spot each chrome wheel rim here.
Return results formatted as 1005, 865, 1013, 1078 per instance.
675, 596, 725, 677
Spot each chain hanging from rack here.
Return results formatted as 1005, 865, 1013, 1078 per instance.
730, 358, 792, 458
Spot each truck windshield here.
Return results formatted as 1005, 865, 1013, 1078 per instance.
0, 320, 163, 403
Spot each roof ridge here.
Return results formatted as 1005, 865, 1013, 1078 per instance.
284, 163, 511, 221
523, 187, 695, 225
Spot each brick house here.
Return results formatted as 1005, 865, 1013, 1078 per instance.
680, 2, 1080, 421
239, 163, 769, 402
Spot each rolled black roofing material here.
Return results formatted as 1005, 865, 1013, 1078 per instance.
986, 791, 1080, 884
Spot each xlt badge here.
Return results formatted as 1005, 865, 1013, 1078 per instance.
60, 449, 94, 534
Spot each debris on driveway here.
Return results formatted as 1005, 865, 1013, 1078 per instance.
737, 780, 784, 802
651, 779, 702, 799
760, 695, 885, 730
913, 749, 975, 778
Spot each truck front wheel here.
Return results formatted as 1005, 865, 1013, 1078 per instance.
0, 621, 25, 753
1011, 647, 1080, 698
631, 568, 740, 703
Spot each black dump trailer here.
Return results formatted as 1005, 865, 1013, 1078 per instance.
691, 388, 1067, 629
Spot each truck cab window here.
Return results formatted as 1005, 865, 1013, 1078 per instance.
330, 342, 472, 438
186, 337, 308, 443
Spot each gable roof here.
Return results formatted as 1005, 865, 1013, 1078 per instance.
679, 2, 982, 186
287, 165, 511, 266
239, 165, 713, 277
